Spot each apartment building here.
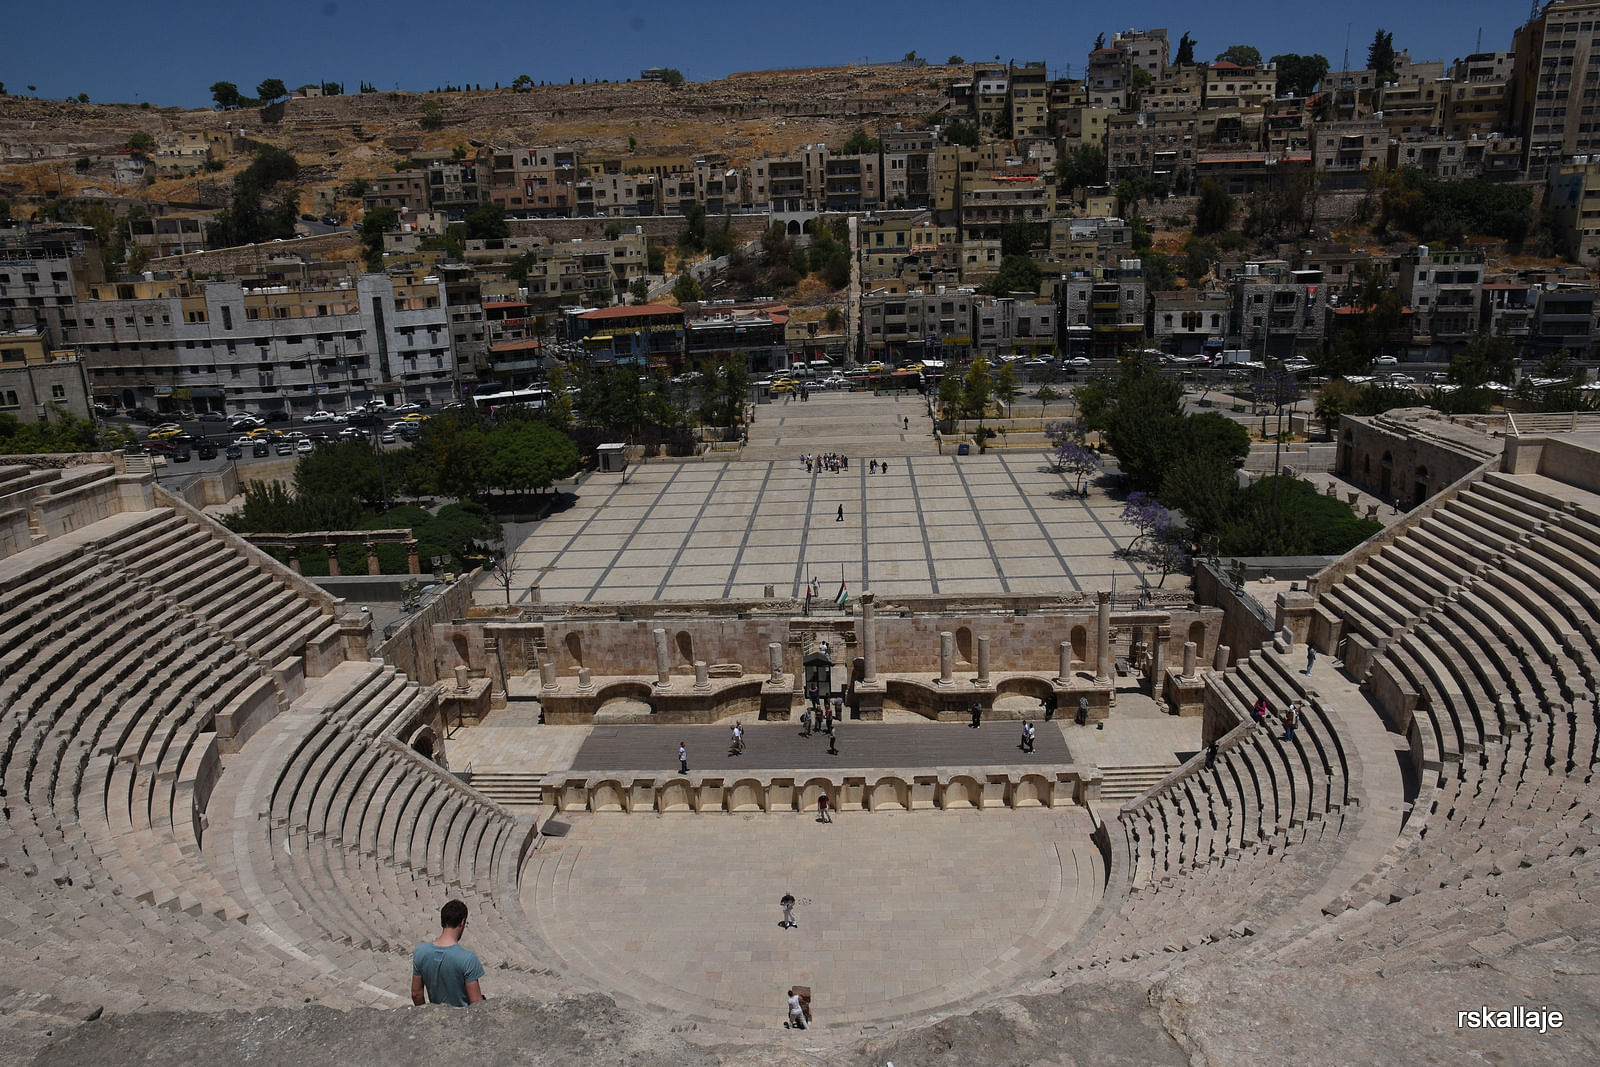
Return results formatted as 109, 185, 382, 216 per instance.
859, 286, 976, 365
1047, 217, 1134, 271
1312, 120, 1389, 189
1397, 247, 1485, 356
1009, 62, 1051, 138
424, 160, 481, 218
682, 299, 789, 373
1442, 79, 1512, 138
574, 171, 661, 217
881, 130, 936, 209
1150, 290, 1231, 356
1324, 68, 1380, 122
481, 146, 580, 216
1374, 81, 1446, 138
824, 153, 880, 212
749, 145, 830, 214
363, 171, 430, 214
933, 143, 1006, 215
1229, 261, 1327, 359
1513, 0, 1600, 179
1480, 281, 1537, 347
1053, 262, 1146, 358
0, 226, 96, 343
1548, 159, 1600, 265
1113, 28, 1169, 82
958, 176, 1055, 241
1107, 111, 1197, 178
1390, 137, 1470, 179
568, 303, 685, 367
74, 272, 456, 415
1086, 48, 1131, 111
972, 68, 1010, 131
1529, 282, 1599, 356
1203, 60, 1276, 109
0, 328, 93, 423
1140, 66, 1205, 113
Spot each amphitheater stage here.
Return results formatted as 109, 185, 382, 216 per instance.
568, 718, 1074, 772
521, 804, 1105, 1032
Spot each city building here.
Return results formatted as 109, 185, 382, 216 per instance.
1397, 247, 1485, 357
0, 327, 93, 423
568, 303, 685, 367
1513, 0, 1600, 178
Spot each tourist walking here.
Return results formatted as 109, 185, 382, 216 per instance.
1205, 741, 1218, 770
801, 707, 812, 737
679, 741, 689, 774
1023, 721, 1036, 753
823, 703, 833, 735
969, 701, 982, 729
836, 504, 845, 522
817, 793, 831, 822
828, 720, 839, 756
881, 461, 889, 474
1304, 646, 1316, 675
730, 722, 745, 756
781, 892, 797, 930
1076, 697, 1089, 726
1283, 701, 1300, 742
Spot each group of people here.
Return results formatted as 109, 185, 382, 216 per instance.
1018, 720, 1037, 753
803, 452, 848, 473
1250, 696, 1301, 741
802, 689, 842, 755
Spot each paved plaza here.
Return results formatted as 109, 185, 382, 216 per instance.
522, 806, 1103, 1032
492, 391, 1148, 605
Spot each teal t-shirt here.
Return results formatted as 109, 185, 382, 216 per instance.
412, 941, 485, 1006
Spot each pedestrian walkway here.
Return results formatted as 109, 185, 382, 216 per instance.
570, 719, 1072, 772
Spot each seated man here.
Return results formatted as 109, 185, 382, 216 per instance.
412, 899, 485, 1006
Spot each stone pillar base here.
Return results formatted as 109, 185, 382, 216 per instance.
760, 682, 793, 721
852, 680, 885, 720
1163, 672, 1207, 716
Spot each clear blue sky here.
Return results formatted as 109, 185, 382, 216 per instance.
9, 1, 1532, 110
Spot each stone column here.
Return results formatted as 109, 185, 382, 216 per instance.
454, 664, 470, 693
1150, 628, 1168, 690
1214, 643, 1230, 671
407, 539, 420, 575
1057, 640, 1072, 684
861, 592, 878, 684
365, 542, 380, 576
653, 627, 672, 688
694, 659, 710, 690
577, 666, 593, 691
287, 548, 301, 574
539, 659, 558, 691
325, 544, 340, 577
975, 635, 990, 686
938, 631, 954, 685
768, 642, 784, 684
1183, 640, 1198, 679
1096, 591, 1112, 683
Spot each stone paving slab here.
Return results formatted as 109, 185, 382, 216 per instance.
484, 393, 1147, 606
522, 806, 1101, 1030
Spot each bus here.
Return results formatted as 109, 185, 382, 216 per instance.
470, 386, 554, 414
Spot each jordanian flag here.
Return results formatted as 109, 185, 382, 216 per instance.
834, 580, 848, 607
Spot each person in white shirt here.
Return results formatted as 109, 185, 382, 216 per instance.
786, 989, 807, 1029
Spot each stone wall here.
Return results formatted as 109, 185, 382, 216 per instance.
1194, 560, 1273, 668
376, 574, 476, 686
510, 214, 771, 244
1333, 411, 1500, 507
149, 232, 359, 276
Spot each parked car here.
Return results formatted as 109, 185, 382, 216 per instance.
391, 402, 424, 413
380, 430, 397, 444
197, 442, 217, 460
130, 407, 162, 425
1374, 355, 1399, 366
230, 414, 264, 430
225, 443, 243, 460
147, 424, 185, 440
339, 426, 366, 439
305, 410, 342, 423
1022, 358, 1052, 368
1424, 371, 1450, 383
1388, 372, 1417, 384
1062, 356, 1092, 367
252, 440, 270, 457
172, 446, 192, 463
322, 215, 340, 227
196, 411, 227, 422
275, 440, 295, 456
296, 439, 314, 454
261, 410, 289, 423
398, 412, 430, 423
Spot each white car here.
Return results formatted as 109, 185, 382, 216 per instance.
1374, 355, 1399, 366
304, 410, 341, 423
1388, 372, 1416, 384
391, 402, 424, 413
295, 439, 314, 454
821, 376, 851, 389
1022, 358, 1052, 368
1063, 356, 1092, 368
230, 415, 264, 429
281, 430, 307, 440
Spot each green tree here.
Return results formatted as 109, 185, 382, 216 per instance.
1000, 220, 1045, 257
126, 132, 155, 153
463, 201, 509, 240
947, 55, 965, 65
1093, 357, 1187, 493
255, 78, 288, 102
1195, 179, 1232, 235
208, 81, 240, 109
661, 69, 685, 88
293, 439, 386, 508
672, 272, 704, 303
1367, 30, 1397, 81
842, 128, 881, 155
1271, 53, 1330, 97
629, 277, 650, 303
0, 411, 101, 455
512, 74, 533, 91
1034, 385, 1060, 420
981, 255, 1043, 296
646, 242, 666, 274
1143, 251, 1177, 292
1174, 32, 1196, 66
1055, 144, 1107, 190
942, 120, 980, 148
358, 206, 398, 268
419, 100, 444, 130
1178, 235, 1217, 286
1216, 45, 1262, 68
960, 355, 994, 447
480, 418, 579, 494
1450, 334, 1515, 390
993, 360, 1020, 414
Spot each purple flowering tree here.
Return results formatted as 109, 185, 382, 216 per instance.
1120, 490, 1175, 552
1047, 419, 1100, 496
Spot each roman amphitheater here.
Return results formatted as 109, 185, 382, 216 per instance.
1, 394, 1597, 1065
